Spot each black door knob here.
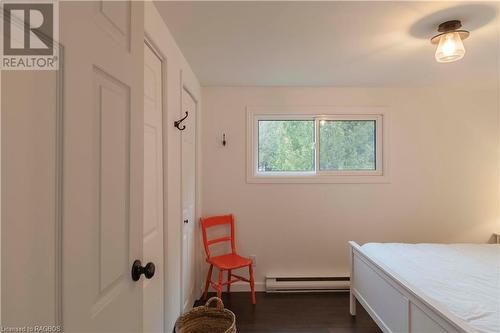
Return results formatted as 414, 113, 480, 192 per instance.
131, 260, 155, 281
184, 219, 189, 224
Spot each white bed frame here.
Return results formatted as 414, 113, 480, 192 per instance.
348, 241, 475, 333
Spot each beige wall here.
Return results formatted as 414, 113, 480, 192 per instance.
2, 71, 59, 324
201, 85, 499, 289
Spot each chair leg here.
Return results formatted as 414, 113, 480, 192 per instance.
227, 270, 232, 293
249, 264, 256, 305
203, 264, 213, 300
217, 270, 223, 299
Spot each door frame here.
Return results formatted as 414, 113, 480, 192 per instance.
54, 42, 64, 327
144, 3, 202, 321
179, 83, 200, 313
0, 55, 2, 327
144, 34, 168, 328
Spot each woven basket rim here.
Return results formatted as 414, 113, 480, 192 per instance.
174, 298, 236, 332
176, 305, 236, 321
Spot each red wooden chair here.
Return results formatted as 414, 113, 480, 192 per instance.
200, 214, 256, 304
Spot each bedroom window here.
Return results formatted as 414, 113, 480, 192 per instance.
247, 108, 388, 183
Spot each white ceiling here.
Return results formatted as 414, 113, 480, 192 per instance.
154, 1, 499, 86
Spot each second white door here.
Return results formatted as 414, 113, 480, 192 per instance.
181, 89, 197, 313
143, 41, 164, 332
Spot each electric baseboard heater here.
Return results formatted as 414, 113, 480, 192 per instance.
265, 276, 350, 293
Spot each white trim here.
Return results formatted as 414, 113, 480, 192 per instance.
143, 35, 167, 332
246, 106, 390, 184
0, 46, 2, 327
349, 241, 475, 333
54, 43, 64, 327
180, 82, 200, 313
144, 23, 173, 325
180, 74, 203, 307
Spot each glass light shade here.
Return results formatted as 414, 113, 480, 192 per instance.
435, 32, 465, 63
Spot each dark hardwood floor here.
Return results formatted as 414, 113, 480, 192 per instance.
194, 292, 382, 333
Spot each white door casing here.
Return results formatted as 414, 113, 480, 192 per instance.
143, 41, 165, 333
61, 1, 144, 331
181, 89, 197, 313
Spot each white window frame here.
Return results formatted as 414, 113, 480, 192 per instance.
246, 106, 390, 184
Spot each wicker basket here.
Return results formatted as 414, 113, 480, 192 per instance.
175, 297, 236, 333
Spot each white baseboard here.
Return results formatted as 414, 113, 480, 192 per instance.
205, 281, 265, 293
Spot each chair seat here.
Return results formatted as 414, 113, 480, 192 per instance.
208, 253, 252, 270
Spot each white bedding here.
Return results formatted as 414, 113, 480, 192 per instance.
361, 243, 500, 333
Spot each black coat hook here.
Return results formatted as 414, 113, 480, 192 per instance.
174, 111, 188, 131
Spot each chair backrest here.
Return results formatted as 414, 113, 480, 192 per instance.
200, 214, 236, 260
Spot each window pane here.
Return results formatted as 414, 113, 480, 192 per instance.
319, 120, 376, 171
258, 120, 314, 172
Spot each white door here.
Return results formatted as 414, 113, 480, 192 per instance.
181, 89, 197, 313
61, 2, 145, 331
143, 41, 165, 333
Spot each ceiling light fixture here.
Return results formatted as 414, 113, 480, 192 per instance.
431, 20, 469, 63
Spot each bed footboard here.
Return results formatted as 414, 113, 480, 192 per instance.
348, 241, 472, 333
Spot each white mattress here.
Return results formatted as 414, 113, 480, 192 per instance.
360, 243, 500, 333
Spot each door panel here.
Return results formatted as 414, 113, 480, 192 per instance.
60, 1, 144, 331
93, 1, 131, 51
143, 42, 165, 333
95, 68, 130, 298
181, 89, 197, 313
